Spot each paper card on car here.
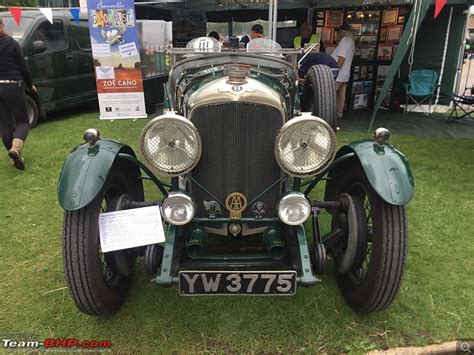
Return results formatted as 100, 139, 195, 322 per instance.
99, 206, 165, 253
118, 42, 139, 58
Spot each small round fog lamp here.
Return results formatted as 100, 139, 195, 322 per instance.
161, 192, 195, 225
277, 192, 311, 226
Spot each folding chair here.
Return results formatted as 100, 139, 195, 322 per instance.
446, 51, 474, 122
446, 93, 474, 122
403, 69, 439, 116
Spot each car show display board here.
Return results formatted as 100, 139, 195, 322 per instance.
313, 3, 468, 113
87, 0, 147, 119
314, 6, 409, 112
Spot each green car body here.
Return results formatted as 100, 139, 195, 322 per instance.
57, 40, 415, 316
57, 139, 414, 212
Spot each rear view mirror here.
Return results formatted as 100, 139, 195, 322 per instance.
29, 40, 47, 55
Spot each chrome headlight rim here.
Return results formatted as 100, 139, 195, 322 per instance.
275, 115, 337, 178
139, 113, 202, 177
161, 191, 196, 226
277, 192, 311, 226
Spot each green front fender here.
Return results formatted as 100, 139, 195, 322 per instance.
57, 140, 142, 211
327, 140, 414, 205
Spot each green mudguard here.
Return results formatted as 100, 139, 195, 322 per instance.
57, 140, 143, 211
326, 140, 414, 205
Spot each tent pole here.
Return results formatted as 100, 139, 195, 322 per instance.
434, 6, 453, 110
367, 0, 431, 134
453, 8, 471, 96
464, 48, 472, 93
272, 0, 278, 43
268, 0, 273, 41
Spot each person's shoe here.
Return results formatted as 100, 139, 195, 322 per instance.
8, 138, 25, 171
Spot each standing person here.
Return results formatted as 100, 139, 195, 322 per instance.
208, 31, 220, 41
240, 24, 264, 46
331, 23, 355, 119
293, 22, 322, 50
0, 18, 35, 170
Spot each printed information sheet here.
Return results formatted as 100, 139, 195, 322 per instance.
99, 206, 165, 252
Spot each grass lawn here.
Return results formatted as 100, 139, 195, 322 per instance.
0, 110, 473, 353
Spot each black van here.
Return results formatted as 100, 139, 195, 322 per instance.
0, 10, 97, 127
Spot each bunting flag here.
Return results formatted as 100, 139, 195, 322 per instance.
0, 6, 82, 26
39, 8, 53, 24
434, 0, 447, 19
8, 7, 22, 26
69, 8, 80, 24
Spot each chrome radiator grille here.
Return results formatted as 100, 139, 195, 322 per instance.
190, 102, 283, 218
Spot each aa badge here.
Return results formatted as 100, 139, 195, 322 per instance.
225, 192, 247, 219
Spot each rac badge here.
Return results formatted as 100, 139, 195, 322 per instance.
225, 192, 247, 219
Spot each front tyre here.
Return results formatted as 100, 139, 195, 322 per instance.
332, 162, 408, 313
62, 165, 137, 316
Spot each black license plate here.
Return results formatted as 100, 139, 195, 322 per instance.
179, 271, 296, 296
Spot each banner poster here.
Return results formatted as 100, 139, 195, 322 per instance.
86, 0, 147, 119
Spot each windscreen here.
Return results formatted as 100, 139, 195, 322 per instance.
0, 16, 34, 43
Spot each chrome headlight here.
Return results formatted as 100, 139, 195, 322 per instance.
161, 192, 196, 225
139, 113, 202, 176
277, 192, 311, 226
275, 115, 337, 177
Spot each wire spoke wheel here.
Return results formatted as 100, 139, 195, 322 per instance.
97, 189, 126, 286
62, 164, 142, 316
330, 162, 408, 313
346, 189, 373, 285
99, 246, 118, 285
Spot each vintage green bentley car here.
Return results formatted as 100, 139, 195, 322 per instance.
57, 38, 414, 316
